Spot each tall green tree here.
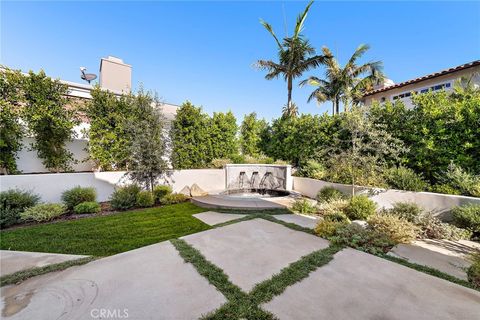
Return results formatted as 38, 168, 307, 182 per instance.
256, 0, 326, 112
127, 90, 169, 191
301, 44, 383, 114
22, 70, 79, 172
0, 68, 24, 174
86, 87, 134, 170
240, 112, 267, 157
209, 111, 238, 159
170, 101, 211, 169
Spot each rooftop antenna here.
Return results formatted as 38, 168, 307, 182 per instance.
80, 67, 97, 84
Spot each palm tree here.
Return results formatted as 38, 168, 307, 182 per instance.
301, 44, 384, 115
256, 0, 327, 110
282, 102, 299, 118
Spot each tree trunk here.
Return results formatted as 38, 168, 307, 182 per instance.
332, 101, 336, 115
287, 77, 293, 107
335, 97, 340, 114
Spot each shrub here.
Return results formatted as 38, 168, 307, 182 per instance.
416, 213, 472, 241
110, 184, 141, 210
210, 158, 232, 168
323, 211, 350, 223
153, 185, 173, 204
291, 198, 316, 214
20, 203, 66, 222
367, 214, 418, 244
136, 191, 154, 208
317, 198, 349, 216
382, 202, 424, 223
384, 166, 429, 192
0, 189, 40, 228
74, 201, 101, 214
431, 184, 462, 195
467, 252, 480, 289
315, 220, 347, 238
330, 223, 396, 255
297, 160, 326, 180
345, 195, 376, 220
160, 193, 189, 205
436, 163, 480, 197
451, 204, 480, 235
61, 186, 97, 210
316, 187, 345, 203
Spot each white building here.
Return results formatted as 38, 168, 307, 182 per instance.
11, 56, 179, 174
362, 60, 480, 108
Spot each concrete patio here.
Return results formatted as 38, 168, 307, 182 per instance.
1, 217, 479, 319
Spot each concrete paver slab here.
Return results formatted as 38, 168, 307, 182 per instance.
0, 250, 89, 277
193, 211, 246, 226
182, 218, 329, 291
1, 242, 226, 320
263, 248, 480, 320
388, 239, 479, 280
274, 214, 319, 229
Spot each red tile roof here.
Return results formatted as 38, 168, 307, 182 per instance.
364, 60, 480, 97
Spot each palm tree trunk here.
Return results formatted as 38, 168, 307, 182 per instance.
335, 97, 340, 114
332, 101, 336, 115
287, 76, 293, 107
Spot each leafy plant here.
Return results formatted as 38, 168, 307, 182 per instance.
322, 210, 350, 223
210, 158, 232, 169
384, 166, 429, 192
297, 160, 326, 180
451, 204, 480, 235
136, 191, 154, 208
110, 185, 141, 210
367, 214, 418, 244
160, 193, 188, 205
382, 202, 424, 223
317, 198, 349, 217
291, 198, 316, 214
315, 220, 347, 238
153, 185, 173, 204
0, 68, 24, 174
436, 163, 480, 197
416, 213, 472, 241
431, 184, 462, 195
330, 223, 396, 255
0, 189, 40, 228
209, 111, 238, 160
316, 186, 345, 203
74, 201, 101, 214
22, 70, 79, 172
61, 186, 97, 210
345, 195, 376, 220
20, 203, 66, 222
240, 112, 268, 157
467, 252, 480, 289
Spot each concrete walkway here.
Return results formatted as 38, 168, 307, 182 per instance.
388, 239, 480, 280
193, 211, 246, 226
274, 214, 319, 229
0, 250, 89, 277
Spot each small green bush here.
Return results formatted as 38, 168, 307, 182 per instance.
384, 166, 429, 192
330, 223, 396, 255
136, 191, 154, 208
345, 195, 376, 220
315, 219, 347, 238
153, 185, 173, 204
467, 252, 480, 289
383, 202, 424, 223
416, 213, 472, 241
323, 211, 350, 223
110, 184, 141, 210
316, 187, 345, 203
436, 163, 480, 197
431, 184, 462, 195
229, 154, 246, 164
291, 198, 316, 214
20, 203, 66, 222
367, 214, 418, 244
297, 160, 326, 180
317, 198, 349, 216
61, 186, 97, 210
74, 201, 101, 214
452, 204, 480, 235
0, 189, 40, 228
160, 193, 188, 205
210, 158, 232, 168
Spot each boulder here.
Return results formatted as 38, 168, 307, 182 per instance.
179, 186, 192, 197
190, 183, 208, 197
351, 220, 368, 228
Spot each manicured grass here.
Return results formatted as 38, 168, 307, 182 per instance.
0, 202, 209, 257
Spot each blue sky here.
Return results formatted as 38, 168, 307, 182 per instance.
2, 1, 479, 121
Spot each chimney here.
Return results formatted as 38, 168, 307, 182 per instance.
99, 56, 132, 93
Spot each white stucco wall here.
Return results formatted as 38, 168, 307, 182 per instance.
0, 169, 225, 203
293, 176, 480, 219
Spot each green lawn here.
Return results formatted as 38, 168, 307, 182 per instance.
0, 202, 209, 257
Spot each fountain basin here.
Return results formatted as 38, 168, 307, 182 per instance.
220, 188, 290, 198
